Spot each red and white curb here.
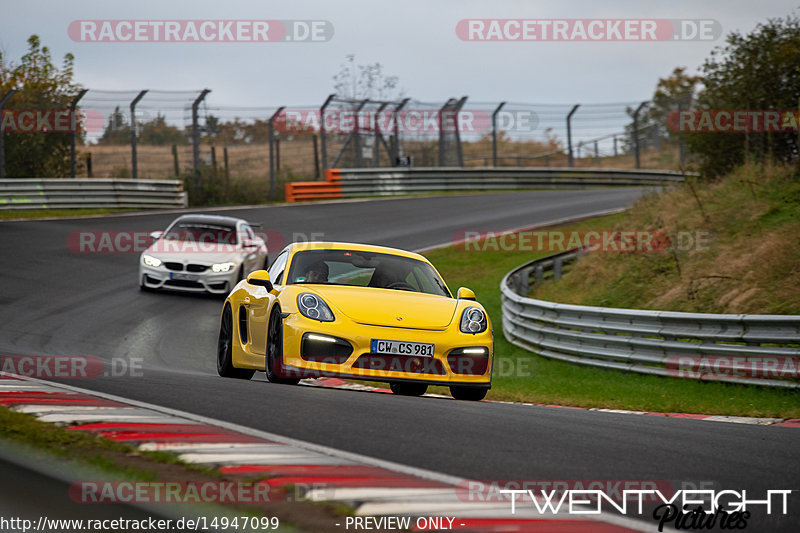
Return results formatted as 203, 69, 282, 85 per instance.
0, 372, 649, 532
301, 378, 800, 428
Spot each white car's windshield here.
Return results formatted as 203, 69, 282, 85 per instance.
164, 223, 238, 245
287, 249, 451, 297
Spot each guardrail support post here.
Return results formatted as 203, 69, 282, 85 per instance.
268, 106, 285, 200
0, 89, 19, 179
492, 102, 506, 168
129, 90, 148, 180
535, 265, 543, 283
319, 94, 335, 175
553, 258, 563, 280
191, 89, 211, 193
69, 89, 88, 178
632, 101, 647, 169
566, 104, 580, 167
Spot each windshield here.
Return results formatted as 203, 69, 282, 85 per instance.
163, 223, 238, 245
287, 249, 451, 297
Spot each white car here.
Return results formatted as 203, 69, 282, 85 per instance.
139, 214, 269, 295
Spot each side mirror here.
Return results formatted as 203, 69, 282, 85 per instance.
149, 231, 164, 241
457, 287, 476, 300
241, 238, 257, 250
246, 270, 273, 291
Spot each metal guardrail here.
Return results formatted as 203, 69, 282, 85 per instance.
285, 167, 688, 202
500, 250, 800, 388
0, 179, 188, 210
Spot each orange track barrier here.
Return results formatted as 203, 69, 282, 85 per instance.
285, 169, 342, 202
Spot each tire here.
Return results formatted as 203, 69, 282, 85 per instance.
266, 308, 300, 385
449, 386, 487, 401
390, 382, 428, 397
217, 304, 255, 379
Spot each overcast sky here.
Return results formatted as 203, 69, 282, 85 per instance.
3, 1, 795, 103
2, 1, 796, 146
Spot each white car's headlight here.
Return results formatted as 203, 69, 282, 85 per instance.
211, 262, 237, 273
297, 293, 335, 322
460, 307, 487, 334
142, 254, 162, 267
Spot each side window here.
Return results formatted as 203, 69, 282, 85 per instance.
268, 251, 288, 285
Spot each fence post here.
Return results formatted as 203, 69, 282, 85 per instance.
566, 104, 580, 167
171, 144, 179, 177
268, 106, 285, 200
312, 135, 320, 179
191, 89, 211, 193
70, 89, 88, 178
130, 90, 148, 180
438, 98, 455, 167
319, 94, 335, 173
632, 101, 647, 169
0, 89, 19, 179
614, 136, 618, 157
492, 102, 506, 167
454, 96, 467, 167
353, 98, 368, 168
594, 140, 599, 165
678, 101, 686, 166
392, 98, 409, 163
373, 102, 389, 166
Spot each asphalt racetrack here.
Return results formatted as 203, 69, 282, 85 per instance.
1, 189, 798, 531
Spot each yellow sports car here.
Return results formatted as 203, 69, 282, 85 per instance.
216, 242, 493, 400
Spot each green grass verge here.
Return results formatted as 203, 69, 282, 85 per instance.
0, 406, 220, 480
0, 208, 138, 220
419, 214, 800, 419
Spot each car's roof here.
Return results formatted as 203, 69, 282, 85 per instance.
171, 214, 243, 227
288, 241, 428, 262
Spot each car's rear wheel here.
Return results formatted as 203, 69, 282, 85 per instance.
266, 308, 300, 385
217, 304, 255, 379
390, 382, 428, 396
449, 386, 487, 401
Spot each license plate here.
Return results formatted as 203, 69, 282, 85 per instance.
371, 339, 434, 357
170, 272, 198, 281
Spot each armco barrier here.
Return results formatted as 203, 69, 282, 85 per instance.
0, 179, 188, 210
501, 250, 800, 388
285, 167, 687, 202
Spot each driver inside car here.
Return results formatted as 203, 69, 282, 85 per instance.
304, 261, 329, 283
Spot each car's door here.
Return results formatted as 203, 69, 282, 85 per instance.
248, 250, 288, 355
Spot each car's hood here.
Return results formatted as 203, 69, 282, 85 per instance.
143, 244, 241, 264
309, 285, 458, 329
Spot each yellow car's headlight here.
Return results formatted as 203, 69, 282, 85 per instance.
460, 307, 487, 334
297, 293, 335, 322
142, 254, 162, 267
211, 262, 236, 273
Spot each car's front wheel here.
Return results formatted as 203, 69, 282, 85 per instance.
390, 382, 428, 396
217, 304, 255, 380
266, 308, 300, 385
449, 386, 487, 401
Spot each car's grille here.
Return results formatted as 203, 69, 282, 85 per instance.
352, 354, 446, 374
186, 264, 208, 272
164, 262, 184, 271
164, 279, 203, 288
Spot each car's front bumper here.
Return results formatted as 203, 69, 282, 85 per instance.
280, 313, 493, 387
139, 264, 236, 294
